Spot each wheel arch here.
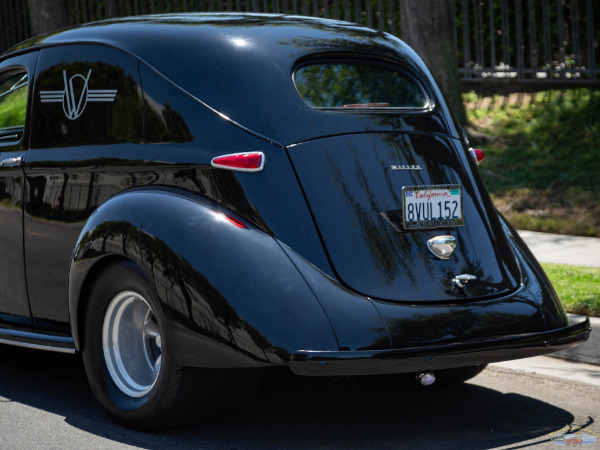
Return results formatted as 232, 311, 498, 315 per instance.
69, 187, 338, 368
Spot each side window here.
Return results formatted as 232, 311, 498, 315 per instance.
32, 45, 144, 149
0, 70, 28, 143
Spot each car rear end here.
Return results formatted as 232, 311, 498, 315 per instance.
103, 14, 590, 379
278, 38, 590, 377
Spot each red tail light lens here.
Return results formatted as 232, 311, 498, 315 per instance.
215, 212, 247, 228
470, 148, 485, 164
211, 152, 265, 172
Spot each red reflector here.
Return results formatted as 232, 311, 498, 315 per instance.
474, 149, 485, 162
215, 212, 247, 228
470, 148, 485, 164
211, 152, 264, 172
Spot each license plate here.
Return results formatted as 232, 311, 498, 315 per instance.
402, 185, 463, 229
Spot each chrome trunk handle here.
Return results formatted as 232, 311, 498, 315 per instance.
451, 274, 477, 289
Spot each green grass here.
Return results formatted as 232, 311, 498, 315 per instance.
0, 86, 27, 129
541, 263, 600, 317
465, 88, 600, 237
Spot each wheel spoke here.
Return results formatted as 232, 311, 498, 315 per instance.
143, 317, 160, 339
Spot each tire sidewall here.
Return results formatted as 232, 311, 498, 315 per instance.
82, 260, 177, 428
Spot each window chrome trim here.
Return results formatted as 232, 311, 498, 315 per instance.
292, 57, 433, 112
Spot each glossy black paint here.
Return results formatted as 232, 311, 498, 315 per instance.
0, 14, 589, 374
290, 318, 591, 376
281, 215, 578, 355
69, 188, 338, 367
288, 132, 520, 301
0, 51, 38, 332
6, 14, 460, 146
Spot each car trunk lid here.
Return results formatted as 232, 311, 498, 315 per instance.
287, 132, 521, 302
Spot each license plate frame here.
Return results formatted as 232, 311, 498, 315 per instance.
402, 184, 464, 230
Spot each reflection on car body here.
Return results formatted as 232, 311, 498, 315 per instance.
0, 13, 590, 429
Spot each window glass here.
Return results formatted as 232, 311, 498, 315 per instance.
0, 72, 28, 131
294, 62, 428, 109
32, 45, 143, 148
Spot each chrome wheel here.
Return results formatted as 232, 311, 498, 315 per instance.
83, 260, 261, 429
102, 291, 162, 398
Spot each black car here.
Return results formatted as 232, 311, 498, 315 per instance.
0, 13, 590, 429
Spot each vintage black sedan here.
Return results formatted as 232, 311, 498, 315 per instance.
0, 13, 590, 429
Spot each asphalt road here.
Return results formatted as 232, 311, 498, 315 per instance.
0, 345, 598, 449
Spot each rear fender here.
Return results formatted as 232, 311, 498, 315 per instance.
497, 214, 569, 329
69, 187, 338, 368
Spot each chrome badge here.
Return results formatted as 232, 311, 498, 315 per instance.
427, 235, 457, 260
390, 164, 422, 170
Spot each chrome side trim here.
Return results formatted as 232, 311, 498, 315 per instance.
0, 328, 76, 354
0, 338, 76, 354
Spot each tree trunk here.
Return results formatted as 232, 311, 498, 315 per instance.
399, 0, 467, 125
27, 0, 70, 36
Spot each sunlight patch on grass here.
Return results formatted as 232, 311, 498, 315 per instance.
541, 263, 600, 317
465, 88, 600, 237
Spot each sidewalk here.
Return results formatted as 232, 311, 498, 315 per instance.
518, 230, 599, 366
490, 355, 600, 386
489, 312, 600, 386
517, 229, 600, 267
488, 230, 600, 386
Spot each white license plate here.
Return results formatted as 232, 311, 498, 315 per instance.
402, 185, 463, 229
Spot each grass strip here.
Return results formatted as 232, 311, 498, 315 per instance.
541, 262, 600, 318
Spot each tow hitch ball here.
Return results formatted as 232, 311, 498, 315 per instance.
416, 371, 436, 386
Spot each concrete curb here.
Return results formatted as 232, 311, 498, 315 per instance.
549, 314, 599, 365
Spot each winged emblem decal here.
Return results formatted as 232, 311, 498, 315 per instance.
40, 69, 117, 120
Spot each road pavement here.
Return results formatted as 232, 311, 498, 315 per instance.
0, 345, 599, 449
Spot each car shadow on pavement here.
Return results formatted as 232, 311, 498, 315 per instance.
0, 346, 577, 449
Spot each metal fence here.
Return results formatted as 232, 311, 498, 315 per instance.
457, 0, 599, 90
0, 0, 30, 53
1, 0, 599, 87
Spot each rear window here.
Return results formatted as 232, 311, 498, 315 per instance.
293, 61, 429, 110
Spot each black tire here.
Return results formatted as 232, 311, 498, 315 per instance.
81, 260, 259, 430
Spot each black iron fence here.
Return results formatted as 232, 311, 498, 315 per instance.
457, 0, 598, 91
1, 0, 599, 87
0, 0, 30, 53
